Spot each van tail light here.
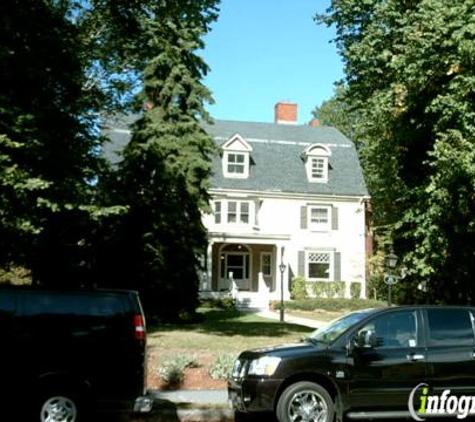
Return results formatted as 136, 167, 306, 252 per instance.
134, 314, 146, 340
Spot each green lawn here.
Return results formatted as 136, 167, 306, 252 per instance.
147, 308, 314, 354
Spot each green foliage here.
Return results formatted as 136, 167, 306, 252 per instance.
200, 297, 236, 310
311, 281, 345, 298
209, 354, 236, 380
0, 1, 104, 283
0, 265, 32, 285
312, 84, 363, 149
311, 281, 326, 298
318, 0, 475, 304
290, 276, 308, 300
0, 0, 220, 317
274, 298, 386, 313
350, 282, 362, 299
157, 354, 200, 386
95, 1, 220, 318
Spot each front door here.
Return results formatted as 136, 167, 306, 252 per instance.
226, 253, 250, 290
347, 309, 427, 412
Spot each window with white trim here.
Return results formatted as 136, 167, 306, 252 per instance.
307, 252, 332, 280
213, 200, 253, 225
303, 144, 331, 183
226, 153, 246, 175
260, 252, 272, 276
309, 206, 330, 231
221, 135, 252, 179
311, 157, 326, 180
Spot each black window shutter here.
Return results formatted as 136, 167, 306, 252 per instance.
334, 252, 341, 281
298, 251, 305, 277
300, 206, 307, 229
331, 206, 339, 230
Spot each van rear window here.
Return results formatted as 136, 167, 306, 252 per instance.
23, 292, 125, 317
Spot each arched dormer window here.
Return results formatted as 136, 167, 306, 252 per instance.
303, 144, 331, 183
221, 134, 252, 179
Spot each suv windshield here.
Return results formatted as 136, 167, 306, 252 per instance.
307, 309, 375, 344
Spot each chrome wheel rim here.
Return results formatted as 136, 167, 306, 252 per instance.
40, 396, 77, 422
287, 389, 328, 422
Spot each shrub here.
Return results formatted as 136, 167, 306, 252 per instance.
350, 282, 362, 299
209, 353, 236, 380
312, 281, 345, 298
199, 297, 236, 310
311, 281, 326, 298
290, 276, 308, 300
0, 265, 32, 285
157, 354, 200, 386
333, 281, 346, 298
273, 297, 386, 312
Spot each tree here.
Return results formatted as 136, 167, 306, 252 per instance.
318, 1, 475, 303
0, 0, 220, 320
95, 2, 219, 318
312, 84, 363, 148
0, 0, 102, 285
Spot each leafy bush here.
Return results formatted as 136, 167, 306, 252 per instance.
199, 297, 236, 310
311, 281, 326, 298
0, 265, 32, 285
273, 297, 386, 312
312, 281, 345, 298
157, 354, 200, 386
350, 282, 362, 299
209, 353, 236, 380
290, 276, 308, 300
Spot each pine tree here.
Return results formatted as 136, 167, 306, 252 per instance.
98, 1, 219, 317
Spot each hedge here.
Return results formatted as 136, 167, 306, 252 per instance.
273, 297, 386, 312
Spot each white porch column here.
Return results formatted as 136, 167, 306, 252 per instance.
203, 241, 213, 291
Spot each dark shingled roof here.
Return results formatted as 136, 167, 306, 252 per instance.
204, 120, 368, 197
103, 117, 368, 198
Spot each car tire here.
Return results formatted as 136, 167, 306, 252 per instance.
276, 381, 334, 422
37, 390, 85, 422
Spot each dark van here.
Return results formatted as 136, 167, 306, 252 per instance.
229, 305, 475, 422
0, 286, 152, 422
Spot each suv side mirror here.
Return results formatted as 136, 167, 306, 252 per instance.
355, 330, 377, 349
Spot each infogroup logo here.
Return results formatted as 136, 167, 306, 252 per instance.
408, 383, 475, 420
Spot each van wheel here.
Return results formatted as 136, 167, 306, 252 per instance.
38, 391, 83, 422
276, 381, 334, 422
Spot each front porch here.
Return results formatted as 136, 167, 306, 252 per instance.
199, 239, 290, 308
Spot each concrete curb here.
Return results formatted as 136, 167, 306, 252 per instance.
127, 399, 233, 422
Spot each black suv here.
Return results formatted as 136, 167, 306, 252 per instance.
0, 286, 152, 422
229, 305, 475, 421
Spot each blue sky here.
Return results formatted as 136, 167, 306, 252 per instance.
202, 0, 344, 125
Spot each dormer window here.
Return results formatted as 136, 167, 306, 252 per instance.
303, 144, 331, 183
222, 134, 252, 179
226, 152, 246, 175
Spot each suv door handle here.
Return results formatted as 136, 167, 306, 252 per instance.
407, 353, 424, 362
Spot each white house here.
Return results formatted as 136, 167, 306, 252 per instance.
200, 102, 370, 309
103, 102, 370, 309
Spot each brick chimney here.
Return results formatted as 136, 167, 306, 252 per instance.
309, 118, 321, 127
275, 102, 297, 125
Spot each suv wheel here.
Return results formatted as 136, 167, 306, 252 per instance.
38, 392, 82, 422
276, 381, 334, 422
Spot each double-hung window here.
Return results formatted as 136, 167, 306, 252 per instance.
303, 144, 331, 183
307, 252, 332, 280
226, 153, 246, 175
214, 200, 252, 225
221, 135, 252, 179
309, 206, 330, 231
227, 201, 249, 224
